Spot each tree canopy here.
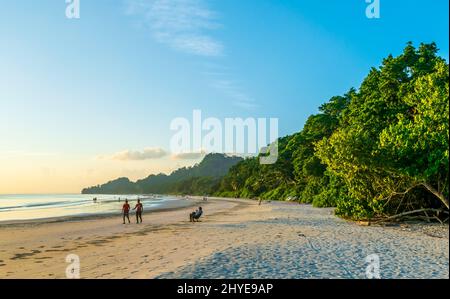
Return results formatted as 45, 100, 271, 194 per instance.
217, 42, 449, 221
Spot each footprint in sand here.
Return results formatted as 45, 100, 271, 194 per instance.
44, 249, 61, 253
11, 250, 41, 260
45, 248, 75, 253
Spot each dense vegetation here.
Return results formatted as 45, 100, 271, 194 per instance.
82, 153, 243, 195
216, 43, 449, 221
83, 43, 448, 221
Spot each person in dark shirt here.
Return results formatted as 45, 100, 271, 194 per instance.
133, 199, 143, 224
190, 207, 203, 222
122, 199, 130, 224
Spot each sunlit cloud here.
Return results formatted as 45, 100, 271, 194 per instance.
125, 0, 224, 57
171, 149, 207, 160
97, 148, 210, 161
97, 147, 168, 161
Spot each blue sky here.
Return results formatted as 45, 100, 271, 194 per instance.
0, 0, 448, 193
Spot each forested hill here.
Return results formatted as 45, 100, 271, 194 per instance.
81, 153, 243, 195
216, 42, 449, 221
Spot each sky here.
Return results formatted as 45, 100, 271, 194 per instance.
0, 0, 448, 194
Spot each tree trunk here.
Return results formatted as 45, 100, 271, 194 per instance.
421, 182, 449, 209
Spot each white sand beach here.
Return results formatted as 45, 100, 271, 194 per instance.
0, 198, 448, 279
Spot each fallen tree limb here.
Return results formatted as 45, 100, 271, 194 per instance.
433, 216, 444, 225
372, 208, 449, 224
420, 183, 449, 210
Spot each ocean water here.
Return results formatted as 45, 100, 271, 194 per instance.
0, 194, 186, 222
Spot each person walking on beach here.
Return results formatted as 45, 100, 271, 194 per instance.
122, 199, 131, 224
133, 199, 143, 224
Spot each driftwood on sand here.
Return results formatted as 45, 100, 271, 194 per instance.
372, 208, 449, 224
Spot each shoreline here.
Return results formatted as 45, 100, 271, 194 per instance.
0, 195, 259, 227
0, 196, 203, 227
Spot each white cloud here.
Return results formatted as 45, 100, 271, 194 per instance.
125, 0, 223, 57
201, 64, 258, 109
98, 147, 168, 161
171, 150, 206, 160
209, 76, 259, 109
125, 0, 258, 108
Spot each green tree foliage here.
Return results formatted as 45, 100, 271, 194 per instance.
218, 42, 449, 220
216, 93, 351, 203
316, 42, 449, 219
